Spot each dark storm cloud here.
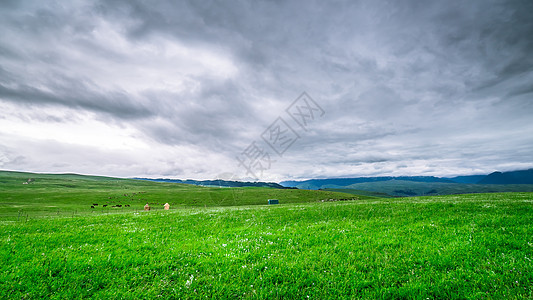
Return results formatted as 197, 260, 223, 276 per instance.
1, 0, 532, 179
0, 71, 153, 120
136, 78, 261, 149
0, 2, 153, 119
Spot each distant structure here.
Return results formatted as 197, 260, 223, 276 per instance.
144, 204, 151, 211
268, 199, 279, 205
164, 203, 170, 210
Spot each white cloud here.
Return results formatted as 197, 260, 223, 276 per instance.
0, 102, 148, 151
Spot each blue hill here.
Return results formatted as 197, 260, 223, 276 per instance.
478, 169, 533, 184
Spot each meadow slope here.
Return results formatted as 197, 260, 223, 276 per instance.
0, 171, 359, 221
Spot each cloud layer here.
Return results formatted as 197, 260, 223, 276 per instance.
1, 0, 532, 180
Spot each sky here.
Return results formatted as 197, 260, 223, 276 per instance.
1, 0, 532, 182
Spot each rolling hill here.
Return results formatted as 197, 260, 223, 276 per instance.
0, 170, 362, 220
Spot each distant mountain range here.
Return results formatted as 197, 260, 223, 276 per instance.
134, 178, 295, 189
281, 176, 454, 190
279, 169, 533, 197
280, 169, 533, 189
134, 169, 533, 196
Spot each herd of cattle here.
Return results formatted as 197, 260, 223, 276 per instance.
89, 192, 149, 209
90, 203, 131, 209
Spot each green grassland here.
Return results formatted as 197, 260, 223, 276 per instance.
1, 171, 532, 299
322, 188, 398, 198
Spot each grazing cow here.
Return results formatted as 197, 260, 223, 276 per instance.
116, 204, 122, 207
125, 204, 130, 207
92, 203, 98, 206
103, 205, 108, 207
90, 206, 95, 209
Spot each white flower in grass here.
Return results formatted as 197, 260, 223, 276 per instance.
185, 275, 194, 288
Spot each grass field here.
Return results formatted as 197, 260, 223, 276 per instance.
1, 172, 532, 299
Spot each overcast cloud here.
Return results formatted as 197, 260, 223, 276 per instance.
1, 0, 532, 181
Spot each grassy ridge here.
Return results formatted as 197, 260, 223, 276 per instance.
1, 193, 532, 299
0, 171, 362, 220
